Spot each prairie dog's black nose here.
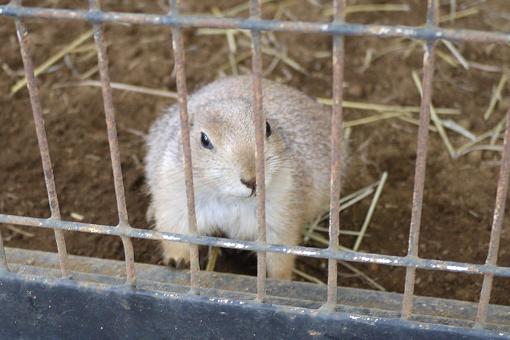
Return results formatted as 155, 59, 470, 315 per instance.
241, 178, 256, 191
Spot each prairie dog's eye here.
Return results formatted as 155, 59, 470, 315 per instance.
200, 132, 213, 150
265, 121, 272, 138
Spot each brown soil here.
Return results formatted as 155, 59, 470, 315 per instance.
1, 0, 510, 305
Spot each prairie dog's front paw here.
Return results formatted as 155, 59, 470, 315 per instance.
161, 241, 191, 269
146, 203, 155, 223
267, 252, 294, 280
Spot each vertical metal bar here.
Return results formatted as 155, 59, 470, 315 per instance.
0, 229, 8, 271
169, 0, 200, 293
323, 0, 346, 311
13, 0, 69, 278
475, 104, 510, 326
89, 0, 136, 286
401, 0, 437, 319
250, 0, 267, 302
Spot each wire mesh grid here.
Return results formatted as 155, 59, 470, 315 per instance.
0, 0, 509, 330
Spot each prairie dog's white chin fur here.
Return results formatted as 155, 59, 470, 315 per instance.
153, 164, 293, 242
145, 75, 347, 280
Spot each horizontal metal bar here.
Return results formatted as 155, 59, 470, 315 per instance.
1, 213, 510, 278
1, 5, 510, 44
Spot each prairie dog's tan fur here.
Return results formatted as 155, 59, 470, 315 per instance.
145, 76, 344, 280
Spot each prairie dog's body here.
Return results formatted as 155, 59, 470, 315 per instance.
145, 76, 342, 280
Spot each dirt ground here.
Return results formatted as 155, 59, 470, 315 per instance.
1, 0, 510, 306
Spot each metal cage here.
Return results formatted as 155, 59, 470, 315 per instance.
0, 0, 509, 338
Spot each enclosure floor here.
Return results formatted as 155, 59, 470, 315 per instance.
1, 0, 509, 305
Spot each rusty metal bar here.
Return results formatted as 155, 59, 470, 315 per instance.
250, 0, 267, 303
88, 0, 136, 286
401, 0, 437, 320
0, 229, 8, 271
12, 0, 69, 278
324, 0, 345, 311
1, 5, 510, 44
475, 99, 510, 326
169, 0, 200, 293
3, 213, 510, 278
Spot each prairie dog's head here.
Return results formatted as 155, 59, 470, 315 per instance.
188, 98, 288, 198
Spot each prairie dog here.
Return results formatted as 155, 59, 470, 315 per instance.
145, 76, 344, 280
